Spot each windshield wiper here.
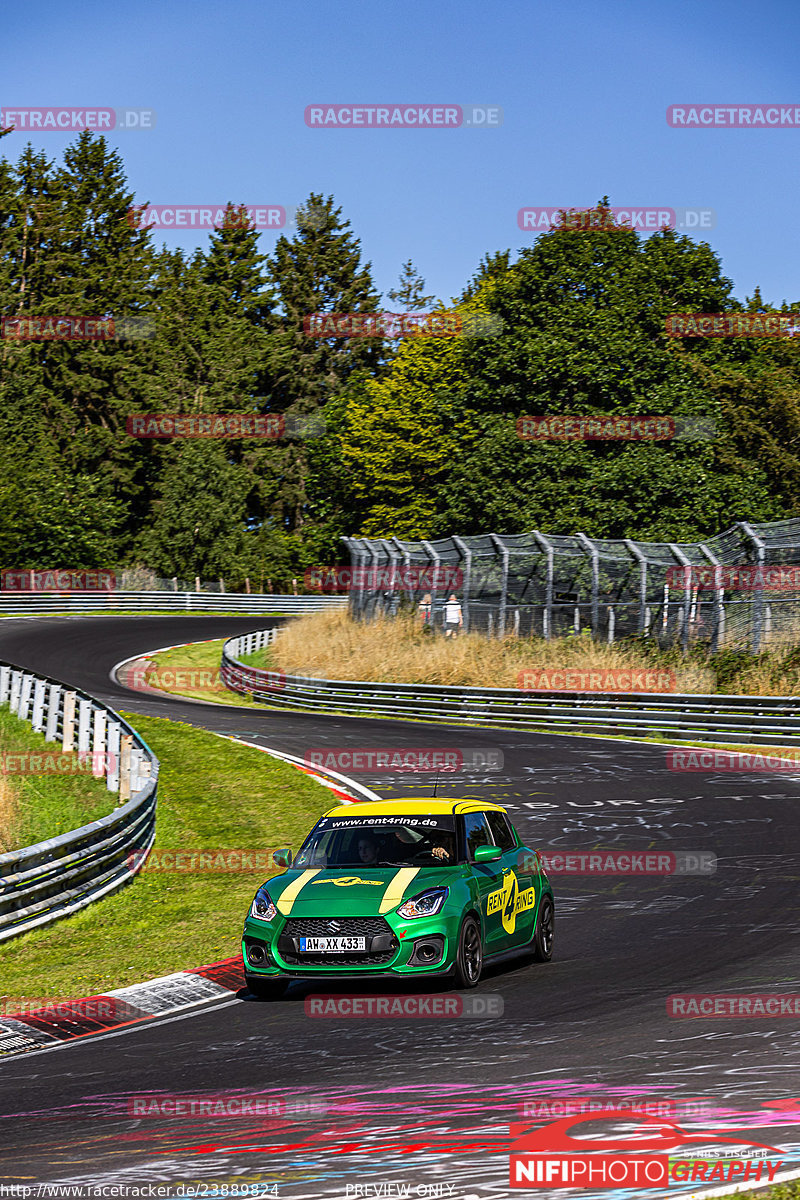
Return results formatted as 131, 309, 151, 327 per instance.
377, 860, 407, 867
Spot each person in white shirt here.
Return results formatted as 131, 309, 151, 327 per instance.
444, 593, 463, 638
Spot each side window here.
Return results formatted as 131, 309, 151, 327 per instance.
462, 812, 494, 861
486, 811, 517, 852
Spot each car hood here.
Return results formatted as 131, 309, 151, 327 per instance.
265, 866, 454, 918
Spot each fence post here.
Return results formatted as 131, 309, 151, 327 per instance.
576, 534, 600, 638
669, 545, 692, 655
533, 532, 555, 641
62, 691, 76, 751
624, 539, 649, 635
451, 536, 472, 634
738, 521, 767, 653
700, 543, 724, 651
490, 535, 509, 637
0, 665, 9, 704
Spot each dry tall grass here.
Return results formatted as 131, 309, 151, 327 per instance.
0, 773, 19, 853
270, 610, 717, 692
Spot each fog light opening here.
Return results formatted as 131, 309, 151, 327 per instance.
247, 944, 267, 965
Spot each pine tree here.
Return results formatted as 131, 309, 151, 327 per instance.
388, 259, 435, 309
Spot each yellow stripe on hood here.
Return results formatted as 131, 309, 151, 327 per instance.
379, 867, 420, 914
276, 869, 322, 916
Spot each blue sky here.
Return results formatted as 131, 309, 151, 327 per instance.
2, 0, 799, 306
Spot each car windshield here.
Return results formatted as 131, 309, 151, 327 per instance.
293, 815, 460, 869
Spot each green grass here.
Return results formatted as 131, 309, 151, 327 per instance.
0, 707, 115, 852
0, 713, 334, 1005
123, 637, 270, 708
716, 1182, 800, 1199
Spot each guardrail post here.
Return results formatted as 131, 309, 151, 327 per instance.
107, 720, 121, 791
62, 691, 76, 751
9, 670, 22, 714
120, 735, 132, 802
92, 708, 107, 779
18, 673, 34, 721
77, 699, 92, 754
31, 678, 47, 731
45, 683, 61, 741
0, 665, 9, 704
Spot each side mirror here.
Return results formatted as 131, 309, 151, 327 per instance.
473, 845, 502, 864
272, 848, 293, 869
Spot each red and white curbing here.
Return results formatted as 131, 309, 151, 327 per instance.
0, 736, 379, 1057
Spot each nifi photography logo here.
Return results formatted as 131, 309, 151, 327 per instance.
508, 1109, 785, 1189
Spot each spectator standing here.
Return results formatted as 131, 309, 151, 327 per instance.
444, 593, 463, 638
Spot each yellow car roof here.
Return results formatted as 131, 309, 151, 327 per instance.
322, 797, 508, 818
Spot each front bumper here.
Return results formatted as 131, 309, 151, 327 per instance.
242, 910, 460, 977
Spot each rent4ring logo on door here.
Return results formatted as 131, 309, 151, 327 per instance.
487, 870, 536, 934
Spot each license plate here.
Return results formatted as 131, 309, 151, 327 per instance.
299, 936, 367, 952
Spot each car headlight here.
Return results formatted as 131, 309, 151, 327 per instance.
250, 889, 277, 921
397, 888, 449, 919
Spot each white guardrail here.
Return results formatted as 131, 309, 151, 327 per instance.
221, 630, 800, 748
0, 592, 347, 616
0, 663, 159, 942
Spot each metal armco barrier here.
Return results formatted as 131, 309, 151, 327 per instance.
221, 631, 800, 748
0, 663, 159, 942
0, 592, 347, 616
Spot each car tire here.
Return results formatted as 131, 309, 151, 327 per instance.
531, 896, 554, 962
246, 976, 288, 1000
453, 915, 483, 989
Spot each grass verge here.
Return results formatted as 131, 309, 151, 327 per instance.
0, 713, 333, 1005
0, 707, 115, 853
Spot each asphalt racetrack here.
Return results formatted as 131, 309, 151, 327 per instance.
1, 616, 799, 1197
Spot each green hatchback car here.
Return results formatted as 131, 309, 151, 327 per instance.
242, 798, 554, 997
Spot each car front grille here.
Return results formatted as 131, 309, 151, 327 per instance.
277, 916, 397, 966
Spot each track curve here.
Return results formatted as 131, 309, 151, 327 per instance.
1, 615, 799, 1195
